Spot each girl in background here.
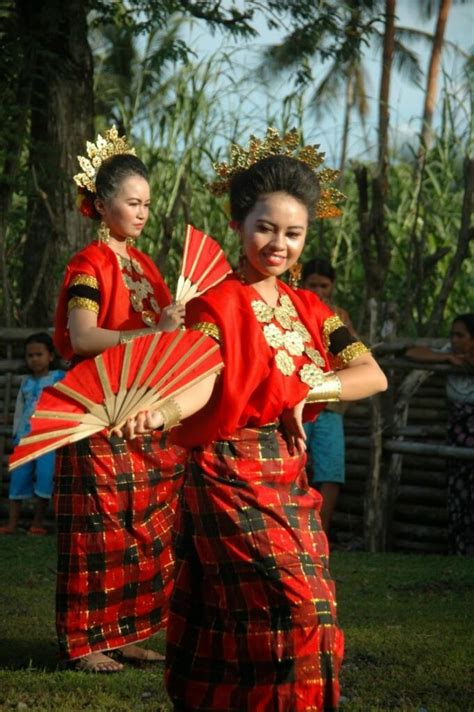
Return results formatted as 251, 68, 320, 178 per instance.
0, 332, 65, 535
301, 258, 357, 535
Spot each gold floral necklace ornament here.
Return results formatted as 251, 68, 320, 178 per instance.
115, 253, 160, 328
251, 292, 326, 387
208, 127, 344, 219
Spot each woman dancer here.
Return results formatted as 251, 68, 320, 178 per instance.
54, 128, 186, 672
123, 129, 388, 709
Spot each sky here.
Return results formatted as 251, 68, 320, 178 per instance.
181, 0, 473, 165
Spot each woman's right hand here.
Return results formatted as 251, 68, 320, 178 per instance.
158, 303, 185, 332
112, 410, 164, 439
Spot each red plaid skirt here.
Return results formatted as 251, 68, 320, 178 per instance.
55, 431, 186, 660
166, 425, 344, 711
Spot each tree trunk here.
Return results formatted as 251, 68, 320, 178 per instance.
377, 0, 396, 174
0, 2, 35, 327
420, 0, 452, 152
425, 157, 474, 335
338, 70, 355, 181
17, 0, 94, 326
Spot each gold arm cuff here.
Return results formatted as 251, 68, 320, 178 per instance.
157, 398, 182, 431
334, 341, 370, 367
70, 273, 99, 289
322, 314, 345, 350
306, 372, 342, 403
192, 321, 221, 343
67, 296, 100, 315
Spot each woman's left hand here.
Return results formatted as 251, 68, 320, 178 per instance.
280, 400, 307, 456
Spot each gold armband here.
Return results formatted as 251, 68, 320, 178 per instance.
157, 398, 182, 431
306, 372, 342, 403
119, 328, 150, 345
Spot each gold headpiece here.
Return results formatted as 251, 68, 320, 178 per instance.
73, 126, 136, 194
208, 127, 344, 218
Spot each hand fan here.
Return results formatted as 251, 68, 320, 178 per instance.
10, 330, 223, 470
175, 224, 232, 304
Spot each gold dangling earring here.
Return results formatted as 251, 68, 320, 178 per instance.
126, 236, 135, 248
237, 245, 247, 284
289, 262, 302, 289
98, 221, 111, 244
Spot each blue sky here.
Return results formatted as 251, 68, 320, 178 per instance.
182, 0, 473, 164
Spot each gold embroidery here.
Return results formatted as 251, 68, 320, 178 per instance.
305, 347, 325, 367
274, 304, 294, 330
292, 321, 311, 343
275, 350, 295, 376
116, 253, 159, 327
70, 273, 99, 290
283, 330, 305, 356
252, 294, 329, 381
299, 363, 325, 387
116, 253, 144, 275
263, 323, 284, 348
322, 314, 345, 350
335, 341, 369, 367
279, 294, 297, 317
192, 322, 221, 342
251, 300, 274, 323
67, 296, 99, 314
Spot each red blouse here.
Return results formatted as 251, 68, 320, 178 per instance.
54, 241, 171, 360
174, 274, 347, 448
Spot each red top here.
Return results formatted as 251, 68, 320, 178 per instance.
54, 241, 171, 360
174, 274, 337, 448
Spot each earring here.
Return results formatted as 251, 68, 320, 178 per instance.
289, 262, 302, 289
126, 236, 135, 248
97, 221, 111, 244
237, 246, 247, 284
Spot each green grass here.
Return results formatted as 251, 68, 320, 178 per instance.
0, 535, 472, 711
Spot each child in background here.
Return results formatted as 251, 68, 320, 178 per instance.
0, 333, 65, 535
301, 258, 357, 536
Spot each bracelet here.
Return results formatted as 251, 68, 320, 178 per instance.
306, 372, 342, 403
119, 328, 150, 345
157, 398, 182, 430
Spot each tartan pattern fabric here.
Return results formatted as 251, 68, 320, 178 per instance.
166, 426, 344, 711
55, 431, 186, 660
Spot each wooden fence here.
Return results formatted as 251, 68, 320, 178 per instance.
0, 329, 472, 553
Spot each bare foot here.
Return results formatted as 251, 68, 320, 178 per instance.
75, 652, 124, 673
116, 644, 165, 662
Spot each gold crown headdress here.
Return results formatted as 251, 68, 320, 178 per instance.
208, 127, 344, 219
73, 126, 136, 194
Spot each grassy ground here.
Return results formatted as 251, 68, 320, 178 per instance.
0, 533, 472, 711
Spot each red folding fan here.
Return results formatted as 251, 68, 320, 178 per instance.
9, 330, 223, 471
175, 224, 232, 304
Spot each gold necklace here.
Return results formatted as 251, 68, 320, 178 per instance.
251, 293, 326, 386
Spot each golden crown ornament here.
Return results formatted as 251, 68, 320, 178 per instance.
208, 127, 344, 219
73, 126, 136, 194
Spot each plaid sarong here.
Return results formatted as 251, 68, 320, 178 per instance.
55, 431, 186, 660
166, 425, 344, 711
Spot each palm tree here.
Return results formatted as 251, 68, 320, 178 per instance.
260, 1, 465, 178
